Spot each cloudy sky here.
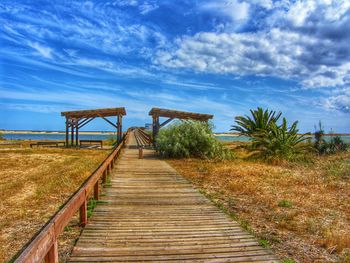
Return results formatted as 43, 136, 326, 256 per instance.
0, 0, 350, 132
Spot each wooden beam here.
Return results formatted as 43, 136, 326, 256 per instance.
61, 107, 126, 118
65, 117, 69, 148
99, 115, 118, 129
94, 182, 99, 200
70, 120, 74, 146
149, 107, 213, 121
44, 241, 58, 263
75, 119, 79, 146
78, 117, 95, 129
79, 199, 87, 227
117, 115, 122, 143
159, 118, 174, 128
152, 115, 160, 143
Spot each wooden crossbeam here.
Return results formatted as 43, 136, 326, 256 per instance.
99, 115, 118, 129
78, 117, 95, 129
149, 107, 213, 121
61, 107, 126, 118
159, 118, 174, 128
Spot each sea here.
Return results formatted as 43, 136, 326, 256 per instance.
3, 133, 350, 143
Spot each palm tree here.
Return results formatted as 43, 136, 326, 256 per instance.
231, 107, 282, 137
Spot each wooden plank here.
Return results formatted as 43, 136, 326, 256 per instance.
69, 130, 280, 263
14, 131, 130, 263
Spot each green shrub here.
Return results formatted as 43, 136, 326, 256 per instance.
314, 122, 348, 154
232, 108, 311, 162
252, 118, 311, 162
156, 120, 233, 160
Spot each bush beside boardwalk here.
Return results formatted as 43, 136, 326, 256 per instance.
158, 112, 349, 263
156, 120, 233, 160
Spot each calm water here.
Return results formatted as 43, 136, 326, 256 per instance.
4, 133, 350, 143
3, 133, 115, 141
216, 135, 350, 143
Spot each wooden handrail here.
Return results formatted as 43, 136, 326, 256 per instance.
134, 128, 152, 146
14, 130, 131, 263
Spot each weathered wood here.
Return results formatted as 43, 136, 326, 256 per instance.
70, 120, 74, 146
14, 131, 130, 263
61, 107, 126, 118
102, 170, 107, 184
99, 115, 118, 129
44, 241, 58, 263
65, 117, 69, 147
94, 182, 99, 200
78, 118, 95, 129
69, 130, 280, 263
79, 140, 103, 148
80, 197, 87, 227
159, 117, 174, 128
75, 119, 79, 146
138, 147, 143, 159
149, 107, 213, 121
62, 107, 126, 148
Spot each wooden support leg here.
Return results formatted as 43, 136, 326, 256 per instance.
139, 147, 143, 159
75, 121, 79, 147
71, 123, 74, 146
94, 182, 99, 200
80, 199, 87, 227
45, 240, 58, 263
65, 118, 69, 148
102, 170, 107, 184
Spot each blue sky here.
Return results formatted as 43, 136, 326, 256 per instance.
0, 0, 350, 132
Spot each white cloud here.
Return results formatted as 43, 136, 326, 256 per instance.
139, 2, 159, 15
200, 0, 250, 23
322, 88, 350, 113
156, 0, 350, 89
28, 42, 53, 59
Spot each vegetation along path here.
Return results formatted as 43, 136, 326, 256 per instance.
69, 130, 280, 262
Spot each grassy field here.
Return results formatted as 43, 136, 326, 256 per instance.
168, 150, 350, 263
0, 145, 110, 262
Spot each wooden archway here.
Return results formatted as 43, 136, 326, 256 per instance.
148, 108, 213, 142
61, 107, 126, 147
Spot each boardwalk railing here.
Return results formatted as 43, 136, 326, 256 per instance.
134, 128, 152, 146
14, 130, 131, 263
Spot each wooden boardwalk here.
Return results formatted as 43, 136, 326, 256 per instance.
70, 131, 280, 262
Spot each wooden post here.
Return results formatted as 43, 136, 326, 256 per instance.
139, 147, 143, 159
117, 115, 122, 143
102, 170, 107, 184
44, 240, 58, 263
80, 199, 87, 227
71, 120, 75, 146
65, 118, 69, 148
152, 115, 159, 144
94, 182, 99, 200
75, 119, 79, 146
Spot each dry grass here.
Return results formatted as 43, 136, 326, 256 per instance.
0, 146, 109, 262
167, 151, 350, 263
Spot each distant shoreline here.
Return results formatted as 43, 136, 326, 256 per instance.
2, 130, 349, 137
1, 130, 117, 135
213, 133, 350, 137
